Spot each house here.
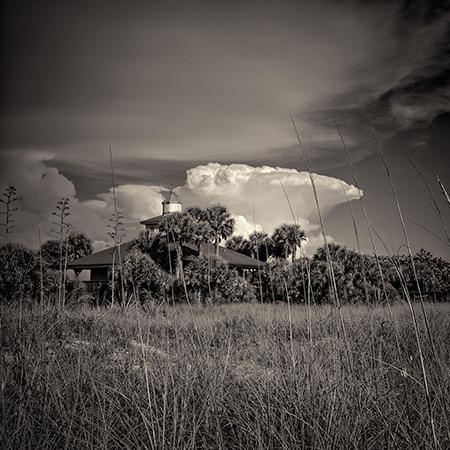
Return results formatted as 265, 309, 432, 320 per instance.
66, 190, 262, 288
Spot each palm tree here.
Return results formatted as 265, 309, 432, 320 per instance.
159, 211, 217, 278
205, 205, 235, 254
225, 235, 251, 256
183, 211, 214, 255
271, 224, 306, 262
248, 231, 272, 262
186, 206, 206, 222
158, 213, 185, 280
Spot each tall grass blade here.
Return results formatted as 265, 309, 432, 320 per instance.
365, 113, 439, 448
406, 156, 450, 246
289, 113, 353, 372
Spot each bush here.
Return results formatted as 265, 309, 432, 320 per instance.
184, 255, 257, 304
308, 245, 401, 304
394, 249, 450, 300
41, 232, 93, 274
259, 258, 296, 302
257, 245, 404, 304
117, 248, 173, 303
0, 243, 85, 305
0, 243, 38, 303
129, 232, 178, 275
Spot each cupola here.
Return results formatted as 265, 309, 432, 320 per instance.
162, 189, 182, 214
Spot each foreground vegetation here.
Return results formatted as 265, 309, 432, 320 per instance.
1, 237, 449, 307
2, 301, 449, 448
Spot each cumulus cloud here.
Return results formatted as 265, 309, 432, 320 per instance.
1, 154, 360, 255
232, 215, 262, 239
0, 151, 76, 248
180, 163, 360, 234
0, 152, 162, 248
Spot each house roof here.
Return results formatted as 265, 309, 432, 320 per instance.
184, 242, 263, 269
140, 214, 164, 226
66, 242, 134, 269
67, 240, 262, 270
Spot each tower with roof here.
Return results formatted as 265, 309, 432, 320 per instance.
140, 189, 182, 234
162, 189, 182, 214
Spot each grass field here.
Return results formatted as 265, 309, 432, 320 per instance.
1, 301, 449, 449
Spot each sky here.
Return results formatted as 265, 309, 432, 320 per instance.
1, 0, 449, 258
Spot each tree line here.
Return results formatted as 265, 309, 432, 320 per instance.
0, 185, 449, 306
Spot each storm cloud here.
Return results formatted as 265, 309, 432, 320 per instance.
2, 0, 448, 165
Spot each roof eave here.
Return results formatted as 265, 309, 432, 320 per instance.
66, 263, 113, 269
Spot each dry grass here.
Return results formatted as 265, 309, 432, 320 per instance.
1, 301, 449, 449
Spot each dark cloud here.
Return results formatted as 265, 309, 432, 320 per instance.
0, 0, 412, 160
46, 157, 205, 200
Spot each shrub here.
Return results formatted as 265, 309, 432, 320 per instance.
259, 258, 293, 302
396, 249, 450, 300
184, 255, 256, 304
258, 244, 404, 304
0, 243, 84, 304
129, 232, 175, 273
309, 244, 402, 304
41, 232, 93, 272
117, 248, 173, 303
0, 243, 38, 303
